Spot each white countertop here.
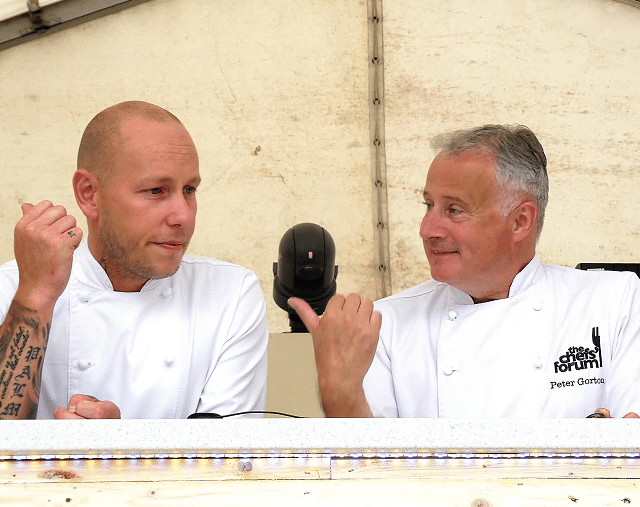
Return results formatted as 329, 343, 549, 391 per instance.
1, 418, 638, 459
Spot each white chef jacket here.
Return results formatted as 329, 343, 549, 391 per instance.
0, 242, 268, 419
363, 255, 640, 418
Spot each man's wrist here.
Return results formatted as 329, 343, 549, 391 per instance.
13, 285, 59, 314
319, 380, 372, 417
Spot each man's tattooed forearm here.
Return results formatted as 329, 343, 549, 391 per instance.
33, 354, 43, 400
1, 401, 21, 417
0, 300, 49, 419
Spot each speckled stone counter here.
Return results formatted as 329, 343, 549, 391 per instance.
1, 418, 638, 459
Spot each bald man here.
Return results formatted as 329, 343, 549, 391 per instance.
0, 101, 268, 419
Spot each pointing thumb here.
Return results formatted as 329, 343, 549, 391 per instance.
288, 297, 320, 333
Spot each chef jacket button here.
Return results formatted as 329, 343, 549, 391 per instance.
533, 300, 543, 311
161, 287, 173, 298
448, 310, 457, 321
165, 356, 175, 366
443, 367, 453, 376
78, 360, 92, 370
79, 294, 90, 304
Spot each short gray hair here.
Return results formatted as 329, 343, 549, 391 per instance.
431, 124, 549, 239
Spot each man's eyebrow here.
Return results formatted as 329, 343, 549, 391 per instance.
137, 176, 167, 187
138, 175, 202, 186
423, 190, 470, 207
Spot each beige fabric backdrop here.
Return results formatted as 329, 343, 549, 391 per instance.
0, 0, 639, 334
0, 0, 372, 333
382, 0, 640, 292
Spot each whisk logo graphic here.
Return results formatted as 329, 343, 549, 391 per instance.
553, 327, 603, 374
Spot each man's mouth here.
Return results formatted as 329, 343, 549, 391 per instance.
153, 241, 185, 251
431, 248, 457, 255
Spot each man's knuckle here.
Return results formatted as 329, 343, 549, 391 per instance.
22, 221, 38, 235
342, 313, 355, 326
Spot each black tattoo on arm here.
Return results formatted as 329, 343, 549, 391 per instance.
0, 300, 50, 420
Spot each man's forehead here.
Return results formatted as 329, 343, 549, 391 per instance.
107, 131, 199, 185
116, 121, 198, 166
119, 117, 192, 144
427, 150, 496, 179
423, 150, 499, 201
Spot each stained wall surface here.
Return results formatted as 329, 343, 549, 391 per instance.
1, 0, 638, 333
382, 0, 640, 292
0, 0, 372, 333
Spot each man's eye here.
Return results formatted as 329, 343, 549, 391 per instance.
147, 188, 163, 195
184, 186, 196, 195
448, 206, 462, 215
422, 201, 434, 211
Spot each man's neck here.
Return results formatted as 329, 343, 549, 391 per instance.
87, 237, 148, 292
468, 252, 536, 304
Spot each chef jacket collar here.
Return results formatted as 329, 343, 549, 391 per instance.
507, 254, 543, 298
446, 254, 544, 305
74, 240, 171, 293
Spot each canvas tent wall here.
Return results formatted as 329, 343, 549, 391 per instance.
1, 0, 639, 332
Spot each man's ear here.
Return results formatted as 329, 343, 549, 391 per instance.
73, 169, 99, 220
512, 201, 537, 243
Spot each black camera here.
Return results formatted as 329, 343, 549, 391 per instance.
273, 223, 338, 332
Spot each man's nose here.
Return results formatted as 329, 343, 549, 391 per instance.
167, 193, 195, 227
420, 209, 445, 240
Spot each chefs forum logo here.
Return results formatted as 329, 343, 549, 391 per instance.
554, 327, 603, 373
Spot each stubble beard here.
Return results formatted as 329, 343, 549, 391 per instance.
99, 219, 183, 284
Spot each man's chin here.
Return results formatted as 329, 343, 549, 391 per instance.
427, 263, 460, 285
148, 263, 182, 280
140, 255, 184, 281
428, 255, 453, 275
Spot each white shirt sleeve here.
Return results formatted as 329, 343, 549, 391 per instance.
195, 270, 268, 417
363, 307, 399, 418
603, 273, 640, 417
